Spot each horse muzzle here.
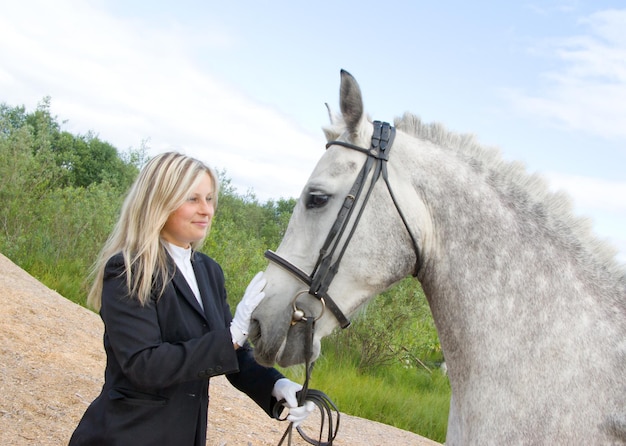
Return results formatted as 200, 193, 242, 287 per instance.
249, 294, 323, 367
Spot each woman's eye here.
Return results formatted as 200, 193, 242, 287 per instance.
306, 193, 329, 209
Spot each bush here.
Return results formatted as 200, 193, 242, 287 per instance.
326, 278, 443, 372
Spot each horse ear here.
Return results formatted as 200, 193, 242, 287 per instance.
339, 69, 364, 137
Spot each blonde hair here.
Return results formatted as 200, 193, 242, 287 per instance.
87, 152, 219, 310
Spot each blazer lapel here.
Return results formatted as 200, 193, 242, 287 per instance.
192, 259, 223, 331
170, 267, 208, 322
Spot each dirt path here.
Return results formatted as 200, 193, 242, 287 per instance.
0, 253, 440, 445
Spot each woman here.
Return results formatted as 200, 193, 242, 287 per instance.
69, 152, 312, 445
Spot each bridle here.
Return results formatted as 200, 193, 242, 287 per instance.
265, 120, 421, 329
267, 120, 421, 446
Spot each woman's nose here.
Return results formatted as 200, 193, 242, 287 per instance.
201, 200, 214, 216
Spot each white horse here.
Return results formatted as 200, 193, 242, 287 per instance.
249, 70, 626, 445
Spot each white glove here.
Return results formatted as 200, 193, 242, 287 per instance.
230, 272, 266, 346
272, 378, 315, 428
272, 378, 302, 408
287, 401, 316, 428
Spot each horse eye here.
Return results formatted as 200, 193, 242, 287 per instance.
306, 193, 329, 209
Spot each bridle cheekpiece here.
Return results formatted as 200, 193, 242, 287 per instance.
265, 120, 420, 329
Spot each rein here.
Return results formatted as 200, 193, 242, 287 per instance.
273, 317, 340, 446
265, 120, 421, 329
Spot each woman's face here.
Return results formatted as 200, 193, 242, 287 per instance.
161, 172, 215, 248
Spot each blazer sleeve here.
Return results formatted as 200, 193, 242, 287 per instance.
196, 254, 285, 417
226, 343, 284, 416
100, 254, 240, 389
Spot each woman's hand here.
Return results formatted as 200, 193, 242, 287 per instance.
230, 272, 266, 346
272, 378, 316, 427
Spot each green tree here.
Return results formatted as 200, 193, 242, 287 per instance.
52, 130, 139, 189
1, 97, 142, 191
0, 98, 142, 301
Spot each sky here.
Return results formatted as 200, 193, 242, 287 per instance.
1, 0, 625, 263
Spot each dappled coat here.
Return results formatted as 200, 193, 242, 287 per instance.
69, 252, 283, 446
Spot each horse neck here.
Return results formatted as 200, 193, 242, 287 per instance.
407, 142, 621, 370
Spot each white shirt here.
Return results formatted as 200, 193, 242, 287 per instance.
163, 242, 204, 311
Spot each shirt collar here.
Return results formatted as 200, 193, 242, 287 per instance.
163, 241, 192, 264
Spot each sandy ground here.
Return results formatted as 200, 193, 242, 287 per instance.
0, 253, 440, 445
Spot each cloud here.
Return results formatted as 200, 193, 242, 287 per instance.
545, 171, 626, 262
612, 238, 626, 264
546, 172, 626, 213
0, 0, 324, 200
504, 9, 626, 140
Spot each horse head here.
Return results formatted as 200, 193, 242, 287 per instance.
249, 70, 426, 367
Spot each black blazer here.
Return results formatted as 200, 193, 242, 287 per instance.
69, 252, 283, 446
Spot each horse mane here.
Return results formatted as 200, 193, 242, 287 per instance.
393, 112, 626, 280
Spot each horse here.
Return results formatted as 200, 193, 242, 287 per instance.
249, 69, 626, 445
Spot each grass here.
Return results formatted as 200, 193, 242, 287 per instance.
280, 346, 450, 443
20, 258, 90, 305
